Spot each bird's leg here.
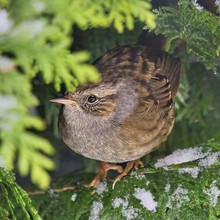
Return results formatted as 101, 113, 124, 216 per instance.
89, 161, 124, 188
112, 159, 144, 189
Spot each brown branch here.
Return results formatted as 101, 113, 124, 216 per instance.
28, 186, 76, 195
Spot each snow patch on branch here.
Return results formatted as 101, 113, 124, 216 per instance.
112, 196, 139, 220
133, 188, 157, 212
155, 147, 210, 168
96, 181, 108, 195
203, 181, 220, 206
0, 155, 4, 168
89, 201, 103, 220
192, 0, 203, 10
198, 152, 220, 168
0, 9, 13, 33
167, 186, 190, 208
12, 20, 45, 38
71, 193, 77, 202
155, 147, 220, 179
178, 167, 200, 179
0, 56, 15, 73
215, 0, 220, 10
165, 183, 171, 193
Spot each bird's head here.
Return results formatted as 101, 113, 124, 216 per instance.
50, 78, 138, 122
50, 81, 120, 118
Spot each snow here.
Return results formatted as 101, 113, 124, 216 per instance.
0, 9, 13, 33
130, 170, 145, 180
122, 206, 139, 220
133, 188, 157, 212
96, 181, 108, 195
215, 0, 220, 10
198, 152, 220, 168
192, 0, 203, 10
155, 146, 220, 180
155, 147, 210, 168
112, 197, 139, 220
178, 167, 200, 179
165, 183, 171, 193
0, 95, 19, 131
0, 155, 4, 168
32, 1, 45, 12
203, 181, 220, 207
89, 201, 103, 220
166, 186, 190, 208
112, 198, 127, 208
47, 189, 58, 198
71, 193, 77, 202
0, 56, 15, 73
48, 188, 54, 195
0, 95, 17, 111
12, 20, 45, 38
146, 181, 150, 186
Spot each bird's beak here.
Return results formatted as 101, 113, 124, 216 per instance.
50, 98, 76, 105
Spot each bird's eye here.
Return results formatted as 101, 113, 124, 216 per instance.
88, 95, 97, 103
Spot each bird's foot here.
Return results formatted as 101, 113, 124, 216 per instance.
112, 159, 144, 189
89, 162, 123, 188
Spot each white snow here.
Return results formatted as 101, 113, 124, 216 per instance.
12, 20, 45, 38
48, 188, 54, 195
178, 167, 200, 179
0, 9, 13, 33
112, 197, 139, 220
155, 146, 220, 180
71, 193, 77, 202
198, 152, 220, 168
0, 155, 4, 168
96, 181, 108, 195
215, 0, 220, 10
130, 170, 145, 180
112, 198, 127, 208
155, 147, 210, 168
0, 95, 17, 111
0, 95, 18, 131
133, 188, 157, 212
192, 0, 203, 10
0, 56, 15, 73
89, 201, 103, 220
203, 181, 220, 207
121, 206, 139, 220
166, 186, 190, 208
32, 1, 45, 12
165, 183, 171, 193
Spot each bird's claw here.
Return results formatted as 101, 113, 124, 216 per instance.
112, 159, 144, 189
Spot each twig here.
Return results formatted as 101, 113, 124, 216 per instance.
28, 186, 76, 195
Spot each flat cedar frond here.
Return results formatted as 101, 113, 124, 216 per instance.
154, 0, 220, 71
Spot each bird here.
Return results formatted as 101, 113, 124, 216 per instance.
50, 40, 181, 188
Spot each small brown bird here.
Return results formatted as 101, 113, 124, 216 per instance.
51, 44, 180, 188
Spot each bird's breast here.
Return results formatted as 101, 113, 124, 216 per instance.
59, 103, 174, 163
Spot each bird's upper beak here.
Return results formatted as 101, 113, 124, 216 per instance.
50, 97, 76, 105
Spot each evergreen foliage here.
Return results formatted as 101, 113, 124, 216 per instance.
154, 0, 220, 71
0, 167, 41, 220
0, 0, 155, 189
152, 0, 220, 150
22, 141, 220, 220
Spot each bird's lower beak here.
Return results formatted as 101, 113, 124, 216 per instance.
50, 98, 76, 105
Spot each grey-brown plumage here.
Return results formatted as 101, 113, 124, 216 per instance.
51, 45, 180, 187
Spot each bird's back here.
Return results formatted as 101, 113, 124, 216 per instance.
93, 45, 181, 161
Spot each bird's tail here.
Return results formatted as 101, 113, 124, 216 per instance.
137, 30, 181, 98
